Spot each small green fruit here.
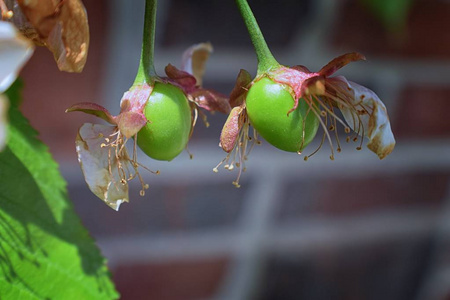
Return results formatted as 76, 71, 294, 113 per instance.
137, 82, 191, 161
246, 77, 319, 152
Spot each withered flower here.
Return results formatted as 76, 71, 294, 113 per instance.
2, 0, 89, 72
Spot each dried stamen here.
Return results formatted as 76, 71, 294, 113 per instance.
102, 128, 158, 199
215, 111, 259, 187
0, 0, 13, 20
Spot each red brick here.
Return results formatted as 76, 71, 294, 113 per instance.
332, 0, 450, 59
113, 257, 228, 300
394, 85, 450, 138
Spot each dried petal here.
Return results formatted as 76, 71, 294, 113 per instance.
76, 123, 129, 210
229, 69, 252, 108
0, 20, 34, 92
65, 102, 116, 124
117, 83, 152, 138
319, 52, 366, 77
115, 111, 147, 139
220, 106, 244, 152
15, 0, 89, 72
0, 94, 8, 151
181, 42, 213, 87
4, 0, 40, 44
329, 76, 395, 159
191, 88, 231, 114
120, 83, 153, 113
164, 63, 197, 91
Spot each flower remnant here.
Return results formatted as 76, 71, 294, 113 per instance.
218, 53, 395, 187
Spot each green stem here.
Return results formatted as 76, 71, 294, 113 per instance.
235, 0, 280, 74
134, 0, 157, 85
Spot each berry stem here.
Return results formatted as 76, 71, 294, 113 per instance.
235, 0, 280, 74
134, 0, 157, 85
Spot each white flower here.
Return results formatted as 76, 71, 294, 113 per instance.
0, 21, 34, 150
0, 21, 33, 92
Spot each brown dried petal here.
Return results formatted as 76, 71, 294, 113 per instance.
191, 88, 231, 114
66, 102, 116, 124
319, 52, 366, 77
229, 69, 252, 108
16, 0, 89, 72
220, 106, 244, 153
4, 0, 43, 45
181, 42, 213, 87
164, 63, 197, 90
115, 111, 147, 139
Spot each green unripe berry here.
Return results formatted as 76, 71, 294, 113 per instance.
137, 82, 191, 161
246, 77, 319, 152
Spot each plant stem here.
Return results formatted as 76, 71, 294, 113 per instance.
134, 0, 157, 85
235, 0, 279, 74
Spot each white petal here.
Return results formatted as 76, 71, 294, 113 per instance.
181, 42, 213, 87
332, 76, 395, 159
76, 123, 129, 210
0, 21, 34, 92
0, 94, 8, 151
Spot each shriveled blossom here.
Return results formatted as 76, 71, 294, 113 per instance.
67, 43, 230, 210
219, 53, 395, 186
0, 20, 34, 150
2, 0, 89, 72
164, 42, 231, 127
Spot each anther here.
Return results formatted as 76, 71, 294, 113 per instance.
2, 10, 13, 19
337, 147, 341, 153
346, 136, 350, 143
140, 190, 145, 196
304, 156, 308, 161
356, 146, 362, 151
329, 125, 335, 131
330, 155, 334, 161
344, 127, 351, 133
320, 111, 327, 117
353, 137, 358, 142
235, 162, 240, 167
213, 168, 218, 173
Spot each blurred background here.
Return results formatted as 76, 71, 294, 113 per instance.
19, 0, 450, 299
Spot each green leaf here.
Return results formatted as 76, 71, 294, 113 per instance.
0, 82, 119, 299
